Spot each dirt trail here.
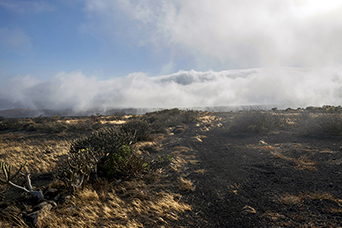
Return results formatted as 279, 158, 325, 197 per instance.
172, 114, 342, 227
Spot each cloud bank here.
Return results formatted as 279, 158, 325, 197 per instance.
1, 67, 342, 112
83, 0, 342, 69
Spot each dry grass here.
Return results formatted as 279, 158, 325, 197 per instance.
0, 111, 206, 227
42, 181, 191, 227
173, 146, 191, 153
293, 155, 317, 170
0, 134, 70, 173
3, 109, 342, 227
308, 192, 342, 203
227, 183, 242, 195
248, 141, 318, 171
0, 205, 28, 228
191, 135, 206, 143
307, 192, 342, 215
262, 211, 285, 221
280, 194, 303, 205
197, 114, 223, 131
194, 169, 207, 174
264, 191, 342, 227
271, 149, 317, 171
178, 176, 195, 191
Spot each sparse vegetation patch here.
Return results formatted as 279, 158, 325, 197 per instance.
298, 113, 342, 136
228, 110, 286, 133
1, 107, 342, 227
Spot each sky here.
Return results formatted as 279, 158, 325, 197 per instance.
1, 0, 342, 112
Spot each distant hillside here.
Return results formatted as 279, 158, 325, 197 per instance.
0, 108, 163, 118
0, 109, 42, 118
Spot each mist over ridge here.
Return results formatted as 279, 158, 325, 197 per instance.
1, 66, 342, 116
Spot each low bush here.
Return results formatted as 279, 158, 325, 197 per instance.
228, 110, 286, 134
298, 113, 342, 136
55, 148, 98, 192
69, 127, 134, 156
120, 119, 151, 141
144, 108, 199, 133
60, 125, 149, 189
0, 118, 23, 130
98, 145, 148, 179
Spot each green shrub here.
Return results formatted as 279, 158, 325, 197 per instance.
70, 127, 134, 157
67, 126, 148, 181
55, 148, 99, 192
98, 145, 148, 179
228, 110, 286, 134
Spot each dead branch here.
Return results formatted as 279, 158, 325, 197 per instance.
0, 162, 44, 201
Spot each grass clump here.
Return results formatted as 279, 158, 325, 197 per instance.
228, 110, 286, 134
178, 176, 195, 191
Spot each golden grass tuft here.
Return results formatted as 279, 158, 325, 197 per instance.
173, 146, 191, 153
294, 155, 317, 170
41, 183, 191, 227
178, 176, 195, 191
307, 192, 341, 203
194, 169, 207, 174
0, 136, 70, 173
263, 211, 285, 221
249, 141, 319, 171
0, 205, 28, 228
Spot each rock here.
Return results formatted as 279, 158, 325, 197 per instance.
26, 201, 55, 227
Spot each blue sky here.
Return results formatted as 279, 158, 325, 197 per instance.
0, 0, 199, 79
1, 0, 342, 111
0, 0, 163, 79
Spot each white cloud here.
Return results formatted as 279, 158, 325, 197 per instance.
1, 67, 342, 111
83, 0, 342, 68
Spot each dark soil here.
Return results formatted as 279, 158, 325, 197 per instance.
165, 112, 342, 227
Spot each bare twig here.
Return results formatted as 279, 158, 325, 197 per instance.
0, 162, 44, 200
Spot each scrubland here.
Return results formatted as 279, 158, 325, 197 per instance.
1, 106, 342, 227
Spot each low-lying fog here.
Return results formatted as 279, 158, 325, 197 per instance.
1, 67, 342, 116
